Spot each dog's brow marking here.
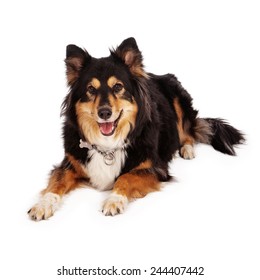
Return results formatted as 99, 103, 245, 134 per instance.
107, 76, 121, 88
90, 78, 101, 89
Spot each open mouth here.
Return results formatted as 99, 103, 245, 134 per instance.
98, 110, 123, 136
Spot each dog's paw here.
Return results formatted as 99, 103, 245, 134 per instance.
28, 193, 61, 221
102, 193, 128, 216
180, 144, 195, 159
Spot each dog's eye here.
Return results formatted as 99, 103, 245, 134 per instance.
113, 83, 123, 93
87, 86, 97, 94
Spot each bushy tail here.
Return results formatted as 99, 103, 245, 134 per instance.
194, 118, 245, 155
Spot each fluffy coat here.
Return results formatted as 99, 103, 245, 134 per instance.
28, 38, 244, 221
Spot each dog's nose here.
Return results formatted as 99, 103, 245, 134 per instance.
98, 107, 112, 120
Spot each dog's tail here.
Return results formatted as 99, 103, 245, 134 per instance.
194, 118, 245, 155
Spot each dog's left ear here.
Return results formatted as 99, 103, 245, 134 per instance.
113, 37, 147, 78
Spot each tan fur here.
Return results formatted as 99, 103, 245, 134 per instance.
86, 78, 101, 100
66, 57, 83, 85
107, 76, 122, 88
28, 154, 87, 220
133, 159, 152, 170
112, 160, 160, 200
107, 89, 138, 141
116, 49, 148, 78
75, 99, 101, 144
115, 100, 138, 140
76, 76, 138, 144
67, 154, 87, 177
89, 77, 101, 89
114, 173, 160, 199
42, 154, 87, 196
173, 98, 195, 147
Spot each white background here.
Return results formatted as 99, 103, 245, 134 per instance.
0, 1, 259, 279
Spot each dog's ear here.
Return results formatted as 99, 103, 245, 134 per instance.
113, 38, 147, 78
65, 45, 90, 85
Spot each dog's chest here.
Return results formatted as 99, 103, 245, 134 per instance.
85, 149, 127, 191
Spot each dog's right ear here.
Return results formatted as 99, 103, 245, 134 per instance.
65, 45, 90, 85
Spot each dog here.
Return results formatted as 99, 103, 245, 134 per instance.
28, 37, 244, 221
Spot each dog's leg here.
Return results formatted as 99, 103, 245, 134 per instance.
180, 139, 195, 159
28, 155, 86, 221
102, 160, 160, 216
28, 168, 80, 221
173, 97, 195, 159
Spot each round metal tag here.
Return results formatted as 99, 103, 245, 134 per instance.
103, 152, 115, 165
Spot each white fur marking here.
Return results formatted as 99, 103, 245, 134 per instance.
85, 149, 126, 191
28, 192, 61, 221
102, 193, 128, 216
181, 144, 195, 159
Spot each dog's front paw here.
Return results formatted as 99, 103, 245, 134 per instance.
102, 193, 128, 216
28, 193, 61, 221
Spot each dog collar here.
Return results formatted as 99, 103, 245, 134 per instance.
79, 139, 125, 166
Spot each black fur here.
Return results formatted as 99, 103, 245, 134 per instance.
28, 37, 246, 220
204, 118, 244, 155
62, 37, 244, 181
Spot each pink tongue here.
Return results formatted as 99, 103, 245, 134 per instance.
99, 122, 114, 135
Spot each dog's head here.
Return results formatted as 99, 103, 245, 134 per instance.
63, 38, 151, 148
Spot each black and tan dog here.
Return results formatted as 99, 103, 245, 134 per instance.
28, 37, 244, 221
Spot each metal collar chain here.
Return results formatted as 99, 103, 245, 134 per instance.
79, 139, 124, 166
92, 145, 116, 165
